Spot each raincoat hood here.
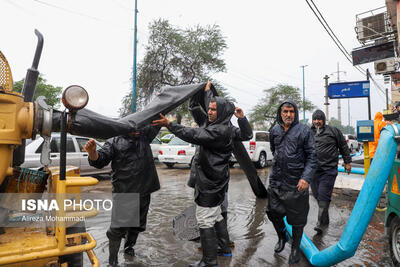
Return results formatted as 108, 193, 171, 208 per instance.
312, 109, 326, 126
374, 112, 383, 121
276, 99, 299, 126
209, 96, 235, 126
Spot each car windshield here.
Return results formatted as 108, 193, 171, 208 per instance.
168, 137, 188, 146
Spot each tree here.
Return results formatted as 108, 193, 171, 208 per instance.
249, 84, 315, 129
328, 117, 355, 134
13, 75, 62, 108
119, 19, 230, 122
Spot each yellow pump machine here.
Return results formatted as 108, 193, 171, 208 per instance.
0, 30, 99, 266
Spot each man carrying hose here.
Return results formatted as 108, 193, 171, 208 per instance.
152, 82, 252, 267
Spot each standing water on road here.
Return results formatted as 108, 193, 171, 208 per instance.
84, 163, 391, 266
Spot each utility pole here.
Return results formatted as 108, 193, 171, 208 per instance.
366, 69, 371, 120
386, 88, 389, 110
324, 75, 330, 123
331, 62, 346, 123
132, 0, 138, 113
347, 99, 350, 134
300, 65, 308, 124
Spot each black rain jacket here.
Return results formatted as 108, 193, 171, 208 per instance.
311, 109, 352, 171
269, 100, 316, 191
88, 126, 161, 194
168, 96, 253, 207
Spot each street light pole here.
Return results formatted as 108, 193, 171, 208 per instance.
132, 0, 138, 113
300, 65, 308, 124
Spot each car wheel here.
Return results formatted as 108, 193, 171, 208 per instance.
165, 163, 174, 168
389, 216, 400, 266
256, 152, 266, 169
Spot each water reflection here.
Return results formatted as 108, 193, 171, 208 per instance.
84, 164, 390, 266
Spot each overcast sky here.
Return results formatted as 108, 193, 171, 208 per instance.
1, 0, 389, 128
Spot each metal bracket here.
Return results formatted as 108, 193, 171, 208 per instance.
390, 124, 400, 158
36, 96, 53, 167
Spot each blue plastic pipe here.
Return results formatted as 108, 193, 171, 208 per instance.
285, 124, 399, 267
337, 166, 365, 175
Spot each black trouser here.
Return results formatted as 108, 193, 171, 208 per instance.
266, 186, 309, 228
107, 194, 151, 241
311, 168, 338, 202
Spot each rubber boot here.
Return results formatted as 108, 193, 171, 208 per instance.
189, 227, 218, 267
124, 231, 138, 257
271, 219, 287, 253
289, 226, 303, 264
314, 201, 330, 234
214, 219, 232, 257
320, 201, 330, 225
221, 212, 235, 248
107, 237, 122, 266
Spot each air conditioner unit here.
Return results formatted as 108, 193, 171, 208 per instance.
357, 12, 389, 42
374, 57, 397, 74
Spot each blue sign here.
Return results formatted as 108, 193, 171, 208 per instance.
328, 81, 370, 99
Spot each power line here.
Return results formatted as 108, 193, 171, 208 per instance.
309, 0, 367, 77
32, 0, 102, 22
305, 0, 366, 77
309, 0, 354, 60
305, 0, 387, 106
31, 0, 134, 30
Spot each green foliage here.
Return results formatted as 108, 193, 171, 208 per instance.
328, 117, 355, 134
119, 19, 230, 120
160, 131, 171, 138
249, 84, 315, 129
13, 75, 62, 108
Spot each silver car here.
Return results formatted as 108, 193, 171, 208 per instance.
21, 133, 112, 176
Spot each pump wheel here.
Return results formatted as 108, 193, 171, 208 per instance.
59, 222, 86, 267
389, 216, 400, 266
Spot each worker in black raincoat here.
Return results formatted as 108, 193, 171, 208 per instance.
152, 83, 252, 267
84, 125, 160, 266
187, 83, 241, 251
266, 99, 316, 264
311, 109, 351, 234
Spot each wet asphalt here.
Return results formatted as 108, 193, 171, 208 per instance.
83, 162, 391, 267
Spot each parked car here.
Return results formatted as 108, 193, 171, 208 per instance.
150, 137, 162, 159
343, 134, 359, 152
231, 131, 273, 168
160, 133, 175, 143
21, 133, 112, 176
158, 137, 196, 168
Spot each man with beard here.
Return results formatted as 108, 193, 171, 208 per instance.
152, 84, 252, 267
310, 109, 351, 234
267, 100, 316, 264
84, 125, 160, 266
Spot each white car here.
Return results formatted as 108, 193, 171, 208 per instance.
150, 138, 162, 159
231, 131, 273, 168
157, 137, 196, 168
343, 134, 359, 152
21, 134, 112, 176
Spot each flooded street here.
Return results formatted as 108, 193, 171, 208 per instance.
84, 163, 391, 266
